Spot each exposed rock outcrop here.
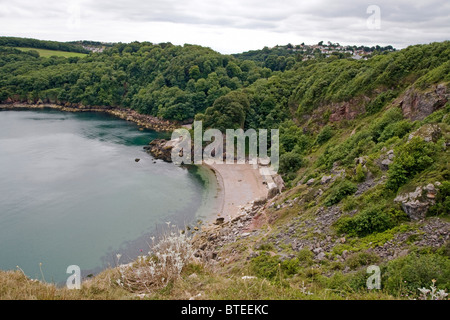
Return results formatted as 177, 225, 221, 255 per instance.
398, 83, 448, 121
377, 149, 395, 171
394, 182, 441, 220
327, 96, 370, 122
408, 124, 442, 143
144, 139, 177, 162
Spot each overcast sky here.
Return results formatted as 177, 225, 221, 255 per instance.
1, 0, 449, 53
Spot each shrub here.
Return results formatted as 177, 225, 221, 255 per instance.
428, 181, 450, 216
318, 130, 373, 169
279, 151, 303, 174
250, 253, 298, 284
324, 180, 357, 207
345, 251, 380, 270
256, 243, 275, 251
378, 120, 412, 142
281, 258, 300, 276
354, 163, 366, 182
382, 253, 450, 296
366, 90, 398, 115
250, 253, 280, 280
297, 249, 314, 266
369, 107, 404, 142
316, 125, 333, 145
386, 137, 438, 191
335, 206, 398, 237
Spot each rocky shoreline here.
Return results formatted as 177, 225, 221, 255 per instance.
0, 103, 179, 132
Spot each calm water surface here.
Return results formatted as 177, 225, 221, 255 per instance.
0, 109, 217, 283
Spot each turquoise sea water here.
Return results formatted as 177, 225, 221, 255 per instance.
0, 109, 217, 284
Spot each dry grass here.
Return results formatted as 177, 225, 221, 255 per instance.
117, 227, 194, 294
0, 228, 398, 300
0, 263, 398, 300
0, 268, 132, 300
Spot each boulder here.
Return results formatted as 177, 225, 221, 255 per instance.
321, 175, 332, 184
306, 178, 315, 186
387, 150, 395, 160
253, 197, 267, 206
400, 200, 429, 221
267, 186, 279, 199
214, 217, 225, 225
273, 174, 286, 192
394, 185, 439, 221
316, 252, 326, 261
381, 159, 392, 171
355, 156, 367, 165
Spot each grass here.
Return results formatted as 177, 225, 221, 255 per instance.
0, 268, 132, 300
14, 47, 87, 58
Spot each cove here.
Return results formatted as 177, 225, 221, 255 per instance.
0, 109, 219, 284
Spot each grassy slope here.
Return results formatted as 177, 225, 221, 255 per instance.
14, 47, 87, 58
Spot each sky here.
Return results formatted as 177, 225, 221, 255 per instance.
0, 0, 449, 54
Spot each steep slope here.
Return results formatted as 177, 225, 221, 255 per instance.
192, 42, 450, 298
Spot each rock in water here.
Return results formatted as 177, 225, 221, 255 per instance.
135, 158, 140, 162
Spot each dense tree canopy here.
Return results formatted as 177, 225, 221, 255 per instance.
0, 41, 272, 121
1, 39, 449, 131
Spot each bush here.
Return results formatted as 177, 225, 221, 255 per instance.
281, 258, 300, 276
316, 125, 333, 145
366, 91, 398, 115
369, 107, 404, 142
428, 181, 450, 216
250, 253, 299, 284
279, 151, 303, 174
335, 206, 398, 237
378, 120, 412, 142
256, 243, 275, 251
386, 137, 438, 191
382, 253, 450, 296
345, 251, 380, 270
354, 163, 366, 182
324, 180, 357, 207
317, 130, 373, 169
250, 253, 280, 280
297, 249, 314, 266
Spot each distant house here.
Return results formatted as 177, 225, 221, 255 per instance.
82, 46, 104, 53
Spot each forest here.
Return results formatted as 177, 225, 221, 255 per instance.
1, 38, 447, 128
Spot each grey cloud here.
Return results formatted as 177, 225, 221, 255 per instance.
0, 0, 448, 52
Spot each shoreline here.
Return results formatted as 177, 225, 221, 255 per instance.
0, 103, 179, 132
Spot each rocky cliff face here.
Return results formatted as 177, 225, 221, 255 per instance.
328, 96, 370, 122
398, 83, 448, 121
